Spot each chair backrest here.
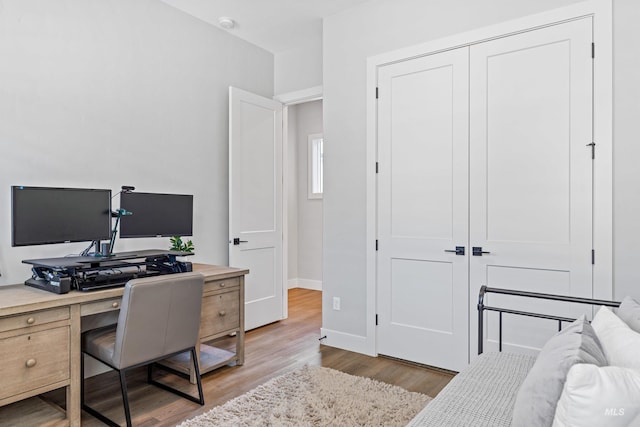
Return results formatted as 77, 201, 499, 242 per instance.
111, 272, 204, 369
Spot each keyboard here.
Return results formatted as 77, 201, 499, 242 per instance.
76, 270, 161, 291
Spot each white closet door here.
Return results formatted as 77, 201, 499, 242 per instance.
377, 47, 470, 371
469, 18, 593, 355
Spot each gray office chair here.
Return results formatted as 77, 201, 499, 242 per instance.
81, 272, 205, 427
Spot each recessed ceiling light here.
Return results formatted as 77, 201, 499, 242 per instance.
218, 17, 235, 29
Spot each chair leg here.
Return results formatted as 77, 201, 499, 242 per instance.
81, 352, 85, 407
81, 352, 126, 427
119, 370, 133, 427
147, 347, 204, 405
190, 347, 205, 405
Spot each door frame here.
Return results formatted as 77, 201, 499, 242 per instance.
274, 85, 323, 319
365, 0, 612, 358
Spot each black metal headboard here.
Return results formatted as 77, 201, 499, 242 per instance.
477, 285, 620, 355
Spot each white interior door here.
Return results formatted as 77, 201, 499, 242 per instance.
470, 18, 593, 355
377, 47, 470, 372
229, 87, 284, 331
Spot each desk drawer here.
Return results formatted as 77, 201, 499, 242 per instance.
204, 277, 240, 294
81, 297, 123, 317
200, 289, 240, 338
0, 307, 69, 333
0, 326, 70, 400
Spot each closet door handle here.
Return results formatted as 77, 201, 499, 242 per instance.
472, 247, 491, 256
444, 246, 465, 256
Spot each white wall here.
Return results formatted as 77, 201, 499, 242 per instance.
287, 100, 323, 289
321, 0, 639, 346
274, 37, 323, 96
295, 100, 323, 285
0, 0, 273, 285
287, 106, 299, 281
612, 0, 640, 299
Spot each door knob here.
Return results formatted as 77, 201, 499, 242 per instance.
444, 246, 465, 256
232, 238, 248, 245
472, 247, 491, 256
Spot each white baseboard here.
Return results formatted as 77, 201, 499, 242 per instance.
319, 328, 375, 356
288, 278, 322, 290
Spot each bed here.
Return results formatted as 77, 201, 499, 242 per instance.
407, 286, 640, 427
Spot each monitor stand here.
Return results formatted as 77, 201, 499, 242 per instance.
21, 250, 194, 294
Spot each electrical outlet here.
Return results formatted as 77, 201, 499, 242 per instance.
333, 297, 341, 311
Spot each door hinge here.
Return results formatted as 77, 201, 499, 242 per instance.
375, 240, 379, 251
376, 162, 379, 173
376, 314, 379, 326
587, 142, 595, 159
592, 249, 595, 265
376, 87, 379, 99
591, 42, 595, 58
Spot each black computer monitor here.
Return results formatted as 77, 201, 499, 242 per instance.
119, 192, 193, 238
11, 186, 112, 247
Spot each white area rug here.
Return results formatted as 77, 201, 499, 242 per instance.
177, 365, 432, 426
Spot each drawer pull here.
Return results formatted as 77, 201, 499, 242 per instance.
112, 302, 120, 308
25, 359, 37, 368
26, 317, 36, 325
220, 282, 226, 287
219, 310, 226, 317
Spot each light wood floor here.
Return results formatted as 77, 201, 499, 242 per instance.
76, 288, 454, 426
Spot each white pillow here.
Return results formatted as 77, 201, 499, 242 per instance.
552, 364, 640, 427
617, 296, 640, 333
591, 306, 640, 369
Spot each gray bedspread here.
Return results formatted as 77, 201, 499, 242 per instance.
407, 352, 536, 427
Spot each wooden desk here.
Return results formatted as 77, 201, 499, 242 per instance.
0, 264, 247, 427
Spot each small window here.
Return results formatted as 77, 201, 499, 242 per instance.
308, 133, 324, 199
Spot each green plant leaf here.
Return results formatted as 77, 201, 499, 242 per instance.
170, 236, 194, 252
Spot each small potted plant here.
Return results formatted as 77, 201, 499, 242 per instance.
170, 236, 194, 253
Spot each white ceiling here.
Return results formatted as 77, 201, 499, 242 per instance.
160, 0, 372, 54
